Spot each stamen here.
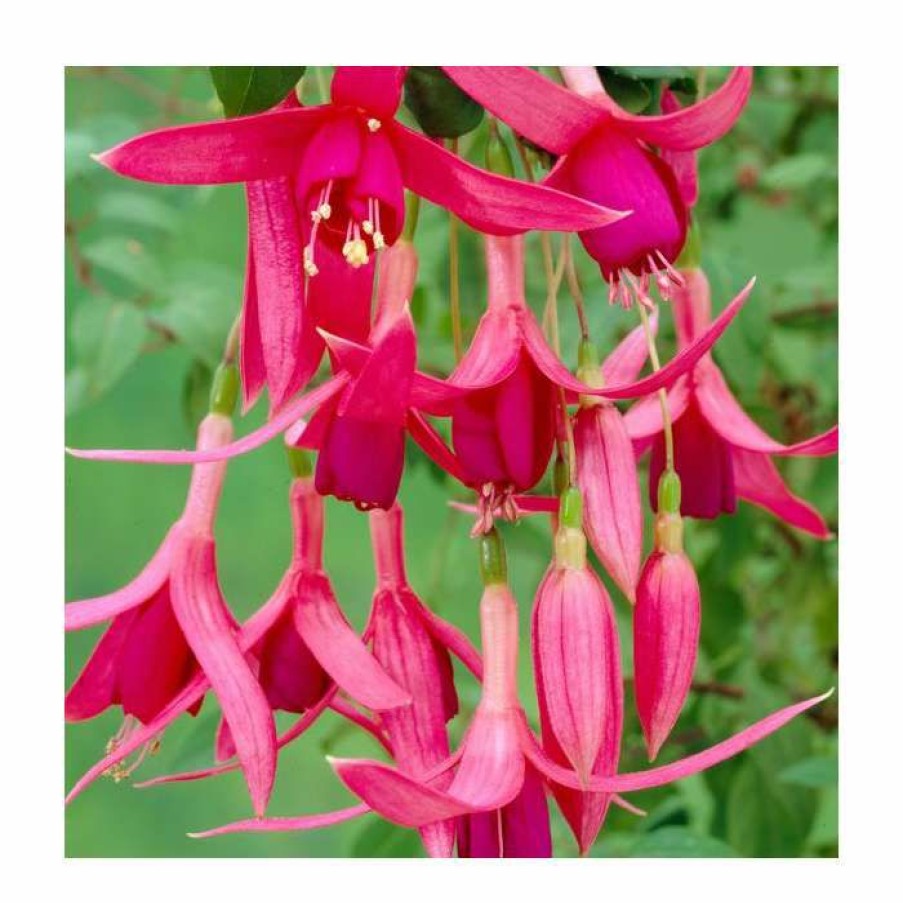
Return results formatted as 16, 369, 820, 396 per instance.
624, 270, 656, 312
372, 199, 385, 250
367, 118, 381, 132
103, 718, 160, 783
343, 224, 370, 268
654, 248, 686, 286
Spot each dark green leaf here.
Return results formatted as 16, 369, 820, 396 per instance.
81, 236, 165, 293
597, 69, 652, 114
350, 818, 423, 858
760, 154, 833, 191
606, 66, 694, 81
779, 755, 837, 789
631, 827, 739, 858
210, 67, 306, 118
404, 67, 484, 138
96, 191, 179, 233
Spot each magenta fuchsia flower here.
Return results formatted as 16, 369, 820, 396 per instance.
532, 489, 624, 853
443, 66, 752, 305
633, 473, 702, 760
626, 268, 839, 536
65, 407, 277, 816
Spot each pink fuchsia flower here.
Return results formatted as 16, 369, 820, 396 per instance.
633, 472, 702, 761
443, 66, 752, 305
369, 503, 483, 858
326, 529, 832, 833
572, 323, 653, 602
441, 233, 756, 502
65, 386, 277, 816
626, 268, 838, 536
532, 488, 623, 853
456, 765, 552, 858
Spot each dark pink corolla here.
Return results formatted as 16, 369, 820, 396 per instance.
443, 66, 752, 303
626, 268, 838, 536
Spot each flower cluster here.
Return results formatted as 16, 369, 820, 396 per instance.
66, 66, 837, 857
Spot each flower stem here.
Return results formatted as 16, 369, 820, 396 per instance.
448, 139, 463, 362
637, 302, 675, 473
563, 236, 590, 340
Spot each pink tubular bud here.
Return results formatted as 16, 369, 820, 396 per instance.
574, 402, 642, 602
633, 519, 701, 761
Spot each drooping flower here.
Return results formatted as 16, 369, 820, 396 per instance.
443, 66, 752, 305
326, 530, 832, 833
633, 472, 702, 760
65, 377, 277, 816
532, 488, 623, 853
368, 503, 483, 857
626, 268, 838, 536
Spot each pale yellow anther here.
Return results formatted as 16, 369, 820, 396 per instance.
343, 238, 370, 268
317, 203, 332, 220
310, 210, 322, 224
361, 220, 374, 235
373, 231, 386, 250
367, 118, 381, 132
304, 260, 319, 277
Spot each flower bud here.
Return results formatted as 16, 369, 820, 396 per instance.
633, 488, 701, 760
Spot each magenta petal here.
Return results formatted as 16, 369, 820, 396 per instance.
601, 317, 655, 386
239, 233, 266, 412
417, 601, 483, 682
407, 411, 474, 487
659, 89, 700, 207
449, 309, 522, 390
616, 67, 753, 151
190, 804, 370, 839
65, 530, 174, 630
293, 574, 411, 711
623, 379, 692, 443
169, 535, 277, 816
442, 67, 602, 155
499, 765, 553, 858
392, 123, 626, 234
695, 363, 838, 456
96, 107, 328, 184
330, 757, 478, 826
734, 449, 833, 539
67, 374, 349, 465
331, 67, 407, 119
308, 243, 374, 343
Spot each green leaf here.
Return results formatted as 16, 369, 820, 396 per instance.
779, 755, 837, 789
81, 236, 165, 293
70, 298, 148, 402
606, 66, 694, 81
65, 131, 97, 182
96, 191, 179, 233
760, 153, 834, 191
630, 827, 739, 858
772, 302, 838, 335
404, 67, 484, 138
210, 67, 306, 117
153, 264, 240, 366
597, 69, 651, 113
182, 359, 213, 431
349, 818, 423, 858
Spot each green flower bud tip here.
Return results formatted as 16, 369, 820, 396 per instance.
286, 445, 314, 479
209, 363, 239, 416
479, 527, 508, 586
552, 456, 569, 498
658, 469, 682, 515
485, 121, 515, 178
577, 338, 600, 372
559, 486, 584, 531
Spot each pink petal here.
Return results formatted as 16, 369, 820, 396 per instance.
417, 599, 483, 682
96, 107, 329, 184
600, 316, 655, 386
623, 379, 692, 443
239, 233, 266, 412
190, 804, 370, 839
293, 574, 411, 711
391, 122, 626, 234
64, 530, 174, 630
307, 243, 374, 344
330, 698, 393, 754
331, 67, 407, 119
734, 449, 833, 539
442, 66, 602, 155
659, 89, 699, 207
169, 535, 277, 816
449, 309, 523, 390
499, 765, 553, 857
67, 375, 349, 464
696, 363, 838, 456
615, 68, 754, 151
407, 411, 474, 487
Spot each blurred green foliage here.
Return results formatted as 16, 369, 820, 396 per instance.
64, 66, 837, 857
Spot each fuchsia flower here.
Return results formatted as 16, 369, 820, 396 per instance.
326, 529, 831, 839
443, 66, 752, 305
441, 233, 757, 505
633, 473, 702, 760
65, 406, 277, 816
626, 268, 839, 536
532, 488, 623, 853
97, 67, 628, 409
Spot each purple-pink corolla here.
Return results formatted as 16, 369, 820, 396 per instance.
443, 66, 752, 305
626, 267, 838, 536
65, 389, 277, 816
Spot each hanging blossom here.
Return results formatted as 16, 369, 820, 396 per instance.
96, 67, 627, 411
443, 66, 752, 307
626, 267, 838, 536
327, 529, 831, 830
64, 372, 276, 816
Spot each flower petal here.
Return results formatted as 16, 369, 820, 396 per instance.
239, 233, 266, 412
449, 309, 523, 389
293, 574, 411, 710
65, 531, 174, 630
67, 374, 349, 464
190, 804, 370, 839
695, 363, 838, 456
331, 67, 407, 119
734, 449, 833, 539
623, 380, 692, 443
392, 123, 626, 234
96, 107, 329, 184
659, 89, 699, 207
169, 535, 277, 816
442, 67, 602, 155
601, 316, 655, 386
615, 68, 753, 151
407, 411, 474, 487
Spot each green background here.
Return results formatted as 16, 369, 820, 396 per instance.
65, 67, 838, 857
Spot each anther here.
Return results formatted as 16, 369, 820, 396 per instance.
367, 118, 381, 132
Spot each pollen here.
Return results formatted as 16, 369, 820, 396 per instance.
367, 118, 381, 132
343, 237, 370, 268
